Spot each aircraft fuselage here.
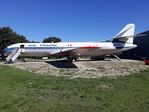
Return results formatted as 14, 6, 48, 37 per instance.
4, 42, 137, 57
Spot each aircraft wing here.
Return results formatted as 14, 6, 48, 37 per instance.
50, 46, 99, 56
50, 47, 76, 55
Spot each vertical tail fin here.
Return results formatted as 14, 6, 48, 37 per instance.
112, 23, 135, 44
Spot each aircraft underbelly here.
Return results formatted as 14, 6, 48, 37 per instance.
78, 49, 121, 56
19, 48, 122, 57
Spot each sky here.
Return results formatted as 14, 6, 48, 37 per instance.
0, 0, 149, 42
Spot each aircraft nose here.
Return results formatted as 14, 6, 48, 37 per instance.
4, 48, 10, 56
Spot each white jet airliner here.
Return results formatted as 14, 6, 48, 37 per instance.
5, 23, 137, 63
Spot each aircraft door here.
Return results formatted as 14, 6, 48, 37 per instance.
20, 44, 25, 52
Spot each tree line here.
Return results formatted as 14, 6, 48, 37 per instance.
0, 26, 61, 59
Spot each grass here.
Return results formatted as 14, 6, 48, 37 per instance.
0, 65, 149, 112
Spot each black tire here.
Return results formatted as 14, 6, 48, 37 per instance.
90, 56, 105, 60
67, 56, 77, 62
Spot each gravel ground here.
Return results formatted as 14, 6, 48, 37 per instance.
3, 59, 148, 78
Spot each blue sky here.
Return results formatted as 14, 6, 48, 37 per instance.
0, 0, 149, 42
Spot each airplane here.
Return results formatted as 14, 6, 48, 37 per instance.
4, 23, 137, 63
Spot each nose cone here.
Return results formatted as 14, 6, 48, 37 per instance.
4, 48, 11, 56
4, 48, 8, 56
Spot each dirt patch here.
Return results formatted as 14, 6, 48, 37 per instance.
4, 59, 148, 78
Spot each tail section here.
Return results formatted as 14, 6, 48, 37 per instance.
112, 23, 135, 44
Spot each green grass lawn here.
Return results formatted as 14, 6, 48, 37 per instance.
0, 65, 149, 112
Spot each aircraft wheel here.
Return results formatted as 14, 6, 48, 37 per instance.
67, 56, 77, 62
90, 56, 105, 60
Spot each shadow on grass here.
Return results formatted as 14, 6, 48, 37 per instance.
45, 60, 78, 68
45, 58, 112, 68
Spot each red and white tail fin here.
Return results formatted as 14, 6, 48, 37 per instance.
112, 23, 135, 44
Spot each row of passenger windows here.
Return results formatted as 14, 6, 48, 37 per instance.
25, 47, 60, 49
24, 47, 73, 49
40, 44, 57, 46
28, 44, 57, 47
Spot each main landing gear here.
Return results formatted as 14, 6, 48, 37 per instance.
90, 56, 105, 60
67, 56, 77, 62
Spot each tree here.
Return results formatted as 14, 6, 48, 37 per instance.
42, 37, 61, 43
0, 27, 28, 59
